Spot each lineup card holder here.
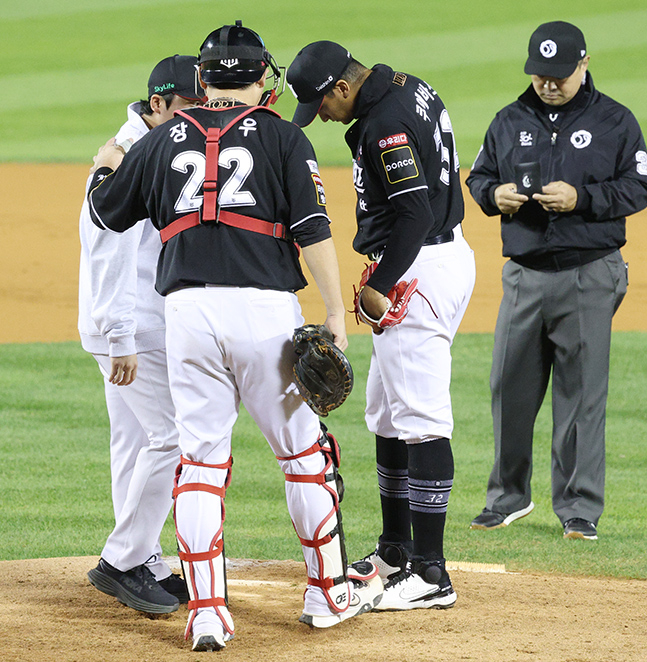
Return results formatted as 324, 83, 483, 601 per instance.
514, 161, 542, 196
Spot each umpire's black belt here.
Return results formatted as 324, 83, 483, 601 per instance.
511, 247, 616, 272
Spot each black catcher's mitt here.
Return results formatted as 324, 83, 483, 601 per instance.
292, 324, 354, 417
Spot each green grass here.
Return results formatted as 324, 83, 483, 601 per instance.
1, 0, 646, 164
1, 334, 645, 578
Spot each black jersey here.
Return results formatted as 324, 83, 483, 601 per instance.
344, 65, 464, 294
88, 103, 331, 295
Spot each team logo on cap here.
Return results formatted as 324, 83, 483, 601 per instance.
540, 40, 558, 58
570, 130, 592, 149
155, 83, 176, 93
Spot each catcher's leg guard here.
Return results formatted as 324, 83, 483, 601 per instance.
173, 456, 234, 640
276, 425, 351, 614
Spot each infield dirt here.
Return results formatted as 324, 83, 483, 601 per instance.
1, 555, 645, 662
1, 165, 646, 661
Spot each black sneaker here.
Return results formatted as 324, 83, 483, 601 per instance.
470, 502, 535, 530
87, 559, 180, 614
360, 540, 412, 584
563, 518, 598, 540
158, 573, 189, 603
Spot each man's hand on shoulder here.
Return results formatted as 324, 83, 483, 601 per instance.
90, 137, 131, 174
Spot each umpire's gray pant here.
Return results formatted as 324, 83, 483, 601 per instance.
485, 250, 627, 525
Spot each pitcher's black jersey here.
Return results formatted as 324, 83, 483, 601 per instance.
88, 104, 331, 295
344, 65, 464, 293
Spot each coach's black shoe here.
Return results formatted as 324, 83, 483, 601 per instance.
87, 558, 180, 614
563, 518, 598, 541
360, 539, 412, 584
158, 572, 189, 603
470, 502, 535, 530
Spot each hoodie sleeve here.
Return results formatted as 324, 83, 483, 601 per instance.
466, 120, 505, 217
80, 171, 144, 357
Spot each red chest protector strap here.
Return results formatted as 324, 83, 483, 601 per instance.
161, 106, 285, 245
160, 209, 288, 244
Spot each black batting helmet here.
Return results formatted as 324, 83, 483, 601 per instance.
199, 20, 280, 88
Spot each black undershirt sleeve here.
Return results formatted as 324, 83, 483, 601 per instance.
365, 187, 435, 295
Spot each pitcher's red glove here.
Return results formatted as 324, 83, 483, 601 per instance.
352, 263, 420, 334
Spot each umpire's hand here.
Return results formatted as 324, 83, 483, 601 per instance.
533, 181, 578, 213
494, 183, 528, 214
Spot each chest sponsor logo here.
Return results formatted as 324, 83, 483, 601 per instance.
540, 40, 558, 58
381, 145, 419, 184
570, 130, 592, 149
519, 131, 533, 146
378, 133, 408, 150
311, 173, 326, 206
170, 122, 188, 143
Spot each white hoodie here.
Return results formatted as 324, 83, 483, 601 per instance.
78, 102, 166, 357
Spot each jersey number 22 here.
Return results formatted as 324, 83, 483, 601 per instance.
171, 147, 257, 213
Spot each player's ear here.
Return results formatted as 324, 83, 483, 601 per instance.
149, 94, 163, 114
335, 79, 351, 98
255, 69, 268, 89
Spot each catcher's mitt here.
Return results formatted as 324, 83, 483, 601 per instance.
352, 262, 428, 333
292, 325, 354, 417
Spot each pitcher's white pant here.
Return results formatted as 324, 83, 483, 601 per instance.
95, 350, 181, 579
165, 287, 350, 639
366, 230, 476, 441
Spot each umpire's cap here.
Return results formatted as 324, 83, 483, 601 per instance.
199, 20, 278, 87
147, 55, 205, 101
287, 41, 352, 127
524, 21, 587, 78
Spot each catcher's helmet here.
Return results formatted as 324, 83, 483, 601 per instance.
199, 20, 281, 89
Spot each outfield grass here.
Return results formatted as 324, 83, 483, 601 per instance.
1, 0, 646, 164
1, 334, 645, 578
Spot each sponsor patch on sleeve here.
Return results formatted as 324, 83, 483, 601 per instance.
306, 159, 320, 174
311, 173, 326, 206
380, 145, 419, 184
378, 133, 408, 150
